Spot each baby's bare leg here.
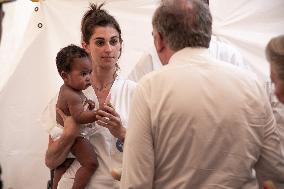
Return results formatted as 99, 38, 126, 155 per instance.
52, 158, 74, 189
70, 137, 98, 189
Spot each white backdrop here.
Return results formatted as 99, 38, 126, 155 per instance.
0, 0, 283, 188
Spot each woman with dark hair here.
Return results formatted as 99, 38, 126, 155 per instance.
44, 3, 136, 189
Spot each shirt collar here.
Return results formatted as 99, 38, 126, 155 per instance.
168, 47, 210, 66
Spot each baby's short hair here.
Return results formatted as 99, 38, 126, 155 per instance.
56, 44, 89, 74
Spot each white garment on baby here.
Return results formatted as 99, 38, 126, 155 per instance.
51, 100, 97, 140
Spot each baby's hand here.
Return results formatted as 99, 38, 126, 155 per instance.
85, 99, 96, 110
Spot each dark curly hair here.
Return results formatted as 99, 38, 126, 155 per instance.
56, 44, 89, 74
81, 3, 122, 44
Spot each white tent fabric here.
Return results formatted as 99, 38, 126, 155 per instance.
0, 0, 283, 188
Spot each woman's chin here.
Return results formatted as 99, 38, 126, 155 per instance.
99, 62, 116, 69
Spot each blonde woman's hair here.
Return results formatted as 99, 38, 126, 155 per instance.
266, 35, 284, 80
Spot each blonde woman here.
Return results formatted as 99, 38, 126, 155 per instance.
266, 35, 284, 104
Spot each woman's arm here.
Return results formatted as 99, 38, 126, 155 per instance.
45, 109, 79, 169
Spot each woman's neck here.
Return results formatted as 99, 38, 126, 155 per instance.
92, 66, 117, 91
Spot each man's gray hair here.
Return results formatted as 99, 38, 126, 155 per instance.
152, 0, 212, 51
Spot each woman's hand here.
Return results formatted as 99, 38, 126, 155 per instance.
57, 108, 80, 138
45, 108, 79, 169
96, 104, 126, 141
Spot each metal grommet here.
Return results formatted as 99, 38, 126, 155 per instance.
38, 23, 43, 28
34, 7, 39, 12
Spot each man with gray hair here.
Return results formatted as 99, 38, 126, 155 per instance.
127, 0, 251, 82
121, 0, 284, 188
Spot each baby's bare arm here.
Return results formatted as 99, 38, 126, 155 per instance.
65, 89, 98, 124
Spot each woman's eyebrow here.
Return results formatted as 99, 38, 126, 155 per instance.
94, 37, 104, 40
94, 36, 118, 40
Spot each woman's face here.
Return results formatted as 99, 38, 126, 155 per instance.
270, 64, 284, 104
83, 26, 121, 69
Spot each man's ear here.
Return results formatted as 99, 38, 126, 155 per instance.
154, 32, 165, 53
82, 42, 90, 54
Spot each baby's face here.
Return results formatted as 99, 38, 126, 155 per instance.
66, 57, 92, 91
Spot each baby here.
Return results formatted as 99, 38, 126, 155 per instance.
53, 44, 98, 189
